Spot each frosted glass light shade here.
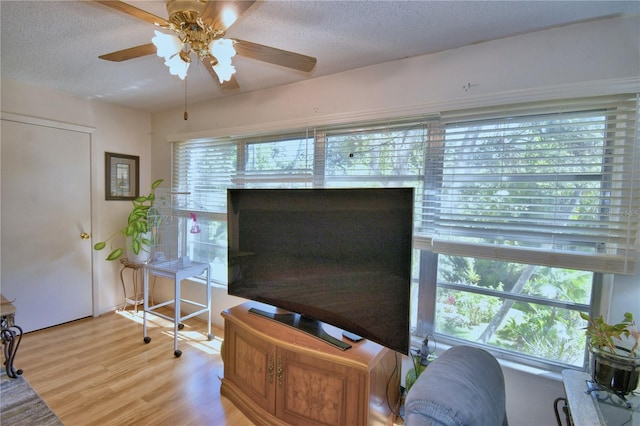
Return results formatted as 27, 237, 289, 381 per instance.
209, 38, 236, 83
165, 55, 190, 80
221, 9, 237, 28
152, 30, 183, 60
213, 62, 235, 83
209, 38, 236, 61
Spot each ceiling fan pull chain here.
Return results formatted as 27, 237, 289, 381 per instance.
184, 75, 189, 121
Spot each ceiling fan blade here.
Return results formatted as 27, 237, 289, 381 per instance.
99, 43, 157, 62
201, 56, 240, 89
201, 1, 256, 31
95, 1, 169, 26
233, 39, 317, 72
221, 75, 240, 90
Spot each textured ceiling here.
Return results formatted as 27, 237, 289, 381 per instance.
1, 1, 639, 113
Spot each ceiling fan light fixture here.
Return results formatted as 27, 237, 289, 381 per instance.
98, 0, 317, 89
213, 61, 236, 84
152, 30, 183, 60
209, 38, 236, 62
165, 54, 190, 80
221, 9, 238, 28
209, 38, 236, 83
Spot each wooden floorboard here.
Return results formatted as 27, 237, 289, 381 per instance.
7, 308, 253, 425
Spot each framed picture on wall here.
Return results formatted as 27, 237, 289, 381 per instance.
105, 152, 139, 200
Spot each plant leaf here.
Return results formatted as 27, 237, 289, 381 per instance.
106, 248, 123, 261
124, 224, 135, 236
93, 178, 163, 261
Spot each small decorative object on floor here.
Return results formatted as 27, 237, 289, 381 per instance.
0, 370, 63, 425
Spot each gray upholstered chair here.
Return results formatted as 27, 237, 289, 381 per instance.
404, 345, 508, 426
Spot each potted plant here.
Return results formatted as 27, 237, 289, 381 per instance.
580, 311, 640, 395
94, 179, 164, 262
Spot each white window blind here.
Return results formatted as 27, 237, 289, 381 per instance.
172, 94, 638, 277
172, 139, 237, 213
319, 118, 433, 234
236, 132, 314, 188
321, 118, 429, 188
419, 94, 639, 275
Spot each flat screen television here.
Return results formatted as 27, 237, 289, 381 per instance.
227, 188, 413, 354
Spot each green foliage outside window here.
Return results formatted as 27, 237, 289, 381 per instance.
435, 255, 590, 366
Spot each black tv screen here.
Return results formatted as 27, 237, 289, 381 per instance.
227, 188, 413, 354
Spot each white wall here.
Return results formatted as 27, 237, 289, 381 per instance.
149, 15, 640, 426
1, 79, 152, 315
150, 14, 639, 138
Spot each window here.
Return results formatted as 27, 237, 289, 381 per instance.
172, 141, 236, 283
239, 133, 314, 188
173, 94, 639, 369
323, 120, 427, 188
415, 94, 639, 370
431, 255, 593, 367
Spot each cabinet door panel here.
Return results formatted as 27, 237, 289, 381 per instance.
277, 348, 363, 426
225, 322, 276, 412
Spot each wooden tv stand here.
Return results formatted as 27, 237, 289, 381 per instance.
220, 301, 400, 426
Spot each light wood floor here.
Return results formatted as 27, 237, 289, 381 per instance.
8, 308, 253, 425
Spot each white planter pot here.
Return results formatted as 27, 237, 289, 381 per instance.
125, 233, 151, 264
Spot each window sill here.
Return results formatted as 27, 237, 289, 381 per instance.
411, 336, 565, 383
496, 354, 564, 382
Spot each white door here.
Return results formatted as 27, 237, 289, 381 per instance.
1, 118, 93, 332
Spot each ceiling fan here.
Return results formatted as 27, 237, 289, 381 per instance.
97, 0, 317, 90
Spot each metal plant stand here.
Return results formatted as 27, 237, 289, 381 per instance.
1, 295, 23, 378
119, 258, 146, 313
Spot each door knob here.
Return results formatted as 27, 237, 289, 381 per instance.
80, 233, 90, 240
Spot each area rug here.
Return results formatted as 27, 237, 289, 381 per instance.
0, 369, 63, 425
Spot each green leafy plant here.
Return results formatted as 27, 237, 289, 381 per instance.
580, 311, 638, 357
94, 179, 163, 261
